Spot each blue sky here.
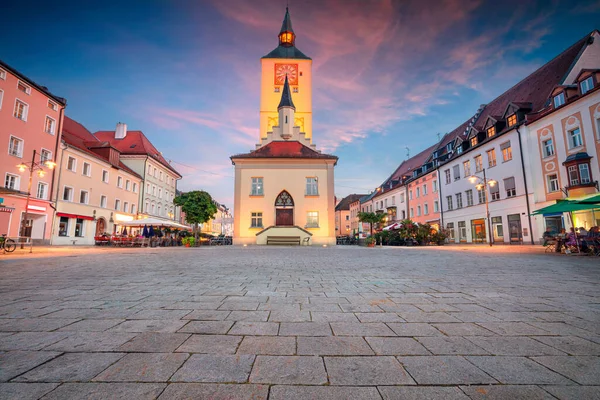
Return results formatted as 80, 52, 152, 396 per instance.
2, 0, 599, 206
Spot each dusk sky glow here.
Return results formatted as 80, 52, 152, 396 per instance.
3, 0, 600, 207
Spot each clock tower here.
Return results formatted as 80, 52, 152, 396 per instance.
260, 7, 312, 142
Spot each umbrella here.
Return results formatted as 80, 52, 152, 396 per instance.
149, 226, 155, 237
122, 227, 127, 236
575, 193, 600, 204
142, 225, 149, 238
531, 200, 598, 215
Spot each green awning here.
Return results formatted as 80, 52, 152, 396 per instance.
531, 200, 599, 216
574, 193, 600, 204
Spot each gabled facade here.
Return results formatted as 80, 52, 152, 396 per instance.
335, 193, 365, 236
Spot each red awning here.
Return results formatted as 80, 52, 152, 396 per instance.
56, 212, 95, 221
0, 207, 14, 213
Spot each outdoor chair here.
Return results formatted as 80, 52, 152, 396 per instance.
542, 238, 557, 253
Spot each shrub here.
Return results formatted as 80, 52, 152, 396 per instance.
182, 237, 196, 246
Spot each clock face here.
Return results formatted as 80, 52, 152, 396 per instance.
274, 63, 298, 85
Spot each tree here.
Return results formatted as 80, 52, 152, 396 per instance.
173, 191, 218, 239
358, 212, 387, 238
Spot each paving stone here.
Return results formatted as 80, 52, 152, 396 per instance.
399, 312, 461, 323
128, 309, 192, 320
355, 312, 404, 323
178, 321, 234, 334
531, 335, 600, 355
110, 319, 188, 333
466, 356, 573, 384
0, 332, 70, 351
45, 332, 136, 352
182, 310, 231, 320
339, 304, 382, 313
330, 322, 396, 336
0, 351, 61, 382
0, 383, 59, 400
365, 337, 429, 355
416, 336, 489, 355
311, 312, 359, 322
218, 302, 260, 311
270, 385, 382, 400
378, 386, 470, 400
325, 356, 415, 385
387, 323, 444, 336
532, 356, 600, 384
15, 352, 124, 382
433, 322, 496, 336
228, 322, 279, 336
542, 385, 600, 400
279, 322, 332, 336
119, 332, 190, 352
176, 334, 242, 354
467, 336, 566, 356
93, 353, 188, 382
268, 310, 311, 322
41, 382, 166, 399
0, 318, 80, 332
302, 303, 342, 312
226, 311, 270, 322
57, 319, 125, 332
171, 354, 255, 383
478, 322, 553, 336
250, 356, 326, 384
297, 337, 373, 355
398, 355, 496, 384
158, 383, 269, 399
460, 385, 555, 399
237, 336, 296, 355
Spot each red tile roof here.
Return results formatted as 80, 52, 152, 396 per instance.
335, 194, 367, 211
94, 130, 181, 177
231, 141, 338, 162
62, 117, 143, 179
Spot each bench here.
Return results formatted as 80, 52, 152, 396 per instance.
267, 236, 301, 245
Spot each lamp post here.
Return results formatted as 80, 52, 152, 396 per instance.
17, 150, 56, 249
468, 168, 496, 247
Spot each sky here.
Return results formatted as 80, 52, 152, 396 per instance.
2, 0, 599, 207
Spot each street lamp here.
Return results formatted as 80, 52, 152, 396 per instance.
468, 168, 496, 247
16, 150, 56, 248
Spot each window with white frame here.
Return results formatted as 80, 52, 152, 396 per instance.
124, 201, 129, 213
251, 177, 263, 195
410, 208, 414, 218
58, 217, 69, 236
67, 156, 76, 172
433, 180, 438, 192
153, 167, 157, 177
83, 162, 91, 176
102, 170, 109, 183
444, 169, 451, 184
392, 196, 396, 205
115, 199, 121, 211
147, 164, 152, 174
466, 189, 473, 206
0, 68, 6, 80
455, 193, 463, 208
13, 99, 28, 121
504, 177, 516, 198
477, 187, 486, 204
490, 183, 500, 201
568, 165, 579, 186
416, 187, 420, 198
40, 148, 52, 163
151, 203, 155, 213
159, 171, 163, 181
568, 128, 583, 149
158, 188, 162, 199
44, 116, 56, 134
447, 222, 455, 240
433, 200, 439, 213
157, 206, 162, 216
17, 80, 31, 94
8, 136, 23, 157
306, 211, 319, 227
417, 206, 421, 216
63, 186, 73, 201
79, 190, 89, 204
75, 218, 84, 237
409, 190, 413, 200
400, 193, 405, 203
125, 180, 130, 191
547, 174, 559, 192
133, 182, 138, 193
0, 89, 4, 110
48, 100, 57, 111
580, 76, 594, 94
306, 177, 318, 195
36, 182, 48, 199
100, 195, 107, 208
384, 199, 387, 207
553, 92, 565, 108
117, 176, 123, 188
458, 221, 467, 240
543, 139, 554, 157
474, 155, 483, 172
453, 165, 460, 180
579, 163, 591, 184
501, 142, 512, 162
145, 201, 149, 212
131, 204, 136, 214
446, 195, 453, 211
424, 203, 429, 215
463, 160, 471, 177
251, 212, 263, 228
146, 183, 150, 194
487, 148, 497, 167
422, 184, 428, 195
5, 173, 19, 190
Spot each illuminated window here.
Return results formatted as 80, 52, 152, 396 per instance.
474, 155, 483, 172
251, 212, 263, 228
487, 149, 497, 167
463, 161, 471, 177
470, 137, 477, 147
487, 126, 496, 137
501, 142, 512, 162
251, 177, 264, 195
306, 211, 319, 228
466, 189, 473, 206
507, 114, 517, 127
48, 100, 57, 111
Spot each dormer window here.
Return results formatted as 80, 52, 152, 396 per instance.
580, 76, 594, 95
486, 126, 496, 137
553, 92, 565, 108
470, 137, 477, 147
507, 114, 517, 127
17, 80, 31, 95
446, 143, 453, 152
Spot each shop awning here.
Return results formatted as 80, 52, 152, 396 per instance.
56, 212, 95, 220
531, 201, 599, 216
574, 193, 600, 204
119, 217, 192, 230
0, 207, 14, 213
382, 223, 400, 231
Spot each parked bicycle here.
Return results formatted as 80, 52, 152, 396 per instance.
0, 234, 17, 253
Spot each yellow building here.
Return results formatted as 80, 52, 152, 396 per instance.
231, 8, 337, 245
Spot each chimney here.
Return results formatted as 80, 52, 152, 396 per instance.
115, 122, 127, 139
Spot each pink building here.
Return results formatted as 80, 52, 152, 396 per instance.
407, 170, 440, 229
0, 60, 66, 242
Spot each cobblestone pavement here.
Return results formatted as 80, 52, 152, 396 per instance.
0, 246, 599, 399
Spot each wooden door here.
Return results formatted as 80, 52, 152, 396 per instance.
276, 209, 294, 226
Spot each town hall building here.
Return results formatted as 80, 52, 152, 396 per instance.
231, 8, 338, 246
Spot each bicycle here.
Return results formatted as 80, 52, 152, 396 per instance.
0, 234, 17, 253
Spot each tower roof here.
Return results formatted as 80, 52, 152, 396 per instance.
263, 7, 311, 60
280, 7, 294, 35
278, 75, 296, 110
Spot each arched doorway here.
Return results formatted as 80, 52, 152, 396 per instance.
95, 218, 106, 236
275, 190, 294, 226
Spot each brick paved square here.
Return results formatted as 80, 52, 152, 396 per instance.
237, 336, 296, 355
178, 321, 234, 334
93, 353, 188, 382
460, 385, 555, 399
176, 334, 242, 353
466, 356, 573, 384
279, 322, 332, 336
250, 355, 327, 384
365, 337, 430, 355
41, 382, 166, 399
228, 321, 279, 335
0, 383, 60, 400
171, 354, 255, 383
14, 352, 124, 382
0, 351, 61, 382
398, 355, 497, 384
297, 336, 374, 355
270, 385, 382, 399
532, 356, 600, 384
158, 383, 269, 399
325, 356, 415, 385
378, 386, 470, 400
118, 332, 190, 352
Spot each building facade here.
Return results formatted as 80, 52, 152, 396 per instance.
335, 194, 364, 236
0, 60, 66, 243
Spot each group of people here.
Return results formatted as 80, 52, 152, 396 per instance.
543, 226, 600, 254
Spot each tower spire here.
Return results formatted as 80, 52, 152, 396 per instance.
278, 7, 295, 47
278, 75, 295, 110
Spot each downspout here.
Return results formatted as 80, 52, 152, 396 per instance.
49, 141, 67, 245
437, 166, 444, 229
516, 126, 535, 245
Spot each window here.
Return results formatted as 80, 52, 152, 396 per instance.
597, 118, 600, 140
117, 176, 123, 188
0, 89, 3, 110
102, 170, 109, 183
151, 203, 155, 213
507, 114, 517, 127
504, 177, 516, 197
416, 187, 420, 198
306, 177, 318, 195
547, 174, 559, 192
400, 193, 405, 203
446, 195, 453, 211
17, 81, 31, 94
542, 139, 554, 158
36, 182, 48, 199
447, 222, 455, 240
293, 87, 299, 93
251, 212, 263, 228
66, 156, 76, 172
8, 136, 23, 157
463, 161, 471, 177
38, 149, 51, 164
474, 155, 483, 172
568, 128, 583, 149
152, 185, 157, 195
458, 221, 467, 240
0, 68, 5, 80
455, 193, 463, 209
444, 169, 451, 184
466, 189, 473, 206
410, 208, 414, 218
251, 177, 264, 195
580, 76, 594, 94
153, 167, 157, 177
417, 206, 421, 216
115, 199, 121, 211
131, 204, 136, 214
125, 180, 131, 191
501, 142, 512, 162
133, 183, 138, 193
433, 180, 438, 192
79, 190, 89, 204
453, 165, 460, 181
63, 186, 73, 201
422, 184, 427, 195
306, 211, 319, 227
100, 195, 107, 208
470, 137, 477, 147
477, 187, 486, 204
274, 87, 280, 93
159, 171, 163, 181
48, 100, 57, 111
490, 183, 500, 201
568, 165, 579, 186
345, 215, 350, 221
433, 200, 439, 213
44, 116, 56, 134
487, 148, 497, 167
75, 218, 84, 237
392, 196, 396, 205
124, 202, 129, 213
424, 203, 429, 215
579, 163, 591, 184
59, 217, 69, 236
553, 92, 565, 108
487, 126, 496, 137
158, 188, 162, 199
13, 100, 28, 121
409, 190, 413, 200
384, 199, 388, 207
147, 164, 152, 174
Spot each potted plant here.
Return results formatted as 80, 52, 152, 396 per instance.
365, 237, 376, 247
182, 237, 196, 247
